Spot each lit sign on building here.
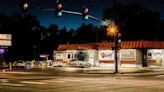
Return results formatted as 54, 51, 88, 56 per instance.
99, 50, 114, 60
0, 40, 12, 46
0, 34, 12, 46
0, 34, 12, 40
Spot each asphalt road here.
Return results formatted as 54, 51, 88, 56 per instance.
1, 70, 164, 92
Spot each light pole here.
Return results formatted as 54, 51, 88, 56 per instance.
106, 24, 119, 73
114, 34, 118, 73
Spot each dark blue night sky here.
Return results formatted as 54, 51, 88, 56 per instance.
0, 0, 164, 30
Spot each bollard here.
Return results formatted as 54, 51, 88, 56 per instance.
9, 62, 12, 70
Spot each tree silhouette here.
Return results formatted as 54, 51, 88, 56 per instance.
73, 23, 97, 43
1, 2, 164, 62
0, 12, 40, 61
103, 3, 162, 41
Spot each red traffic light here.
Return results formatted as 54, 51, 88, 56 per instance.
82, 7, 89, 20
117, 33, 121, 43
117, 33, 121, 38
57, 3, 62, 10
20, 0, 29, 13
84, 8, 88, 14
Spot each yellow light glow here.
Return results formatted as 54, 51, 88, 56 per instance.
106, 24, 118, 36
23, 3, 28, 9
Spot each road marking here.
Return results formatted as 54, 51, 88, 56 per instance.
155, 75, 164, 77
0, 79, 9, 83
1, 83, 25, 87
20, 81, 47, 84
44, 78, 101, 83
43, 80, 66, 83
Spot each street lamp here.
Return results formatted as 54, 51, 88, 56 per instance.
106, 24, 119, 73
106, 24, 118, 36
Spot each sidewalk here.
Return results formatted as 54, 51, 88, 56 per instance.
58, 66, 164, 76
1, 66, 164, 76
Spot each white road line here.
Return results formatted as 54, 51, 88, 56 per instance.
1, 83, 25, 87
0, 79, 9, 83
20, 81, 47, 84
43, 78, 100, 83
42, 80, 66, 83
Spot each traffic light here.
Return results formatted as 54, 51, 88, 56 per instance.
116, 33, 121, 49
56, 2, 63, 17
20, 0, 29, 13
82, 7, 89, 20
117, 33, 121, 43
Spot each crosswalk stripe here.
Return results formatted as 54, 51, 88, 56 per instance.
1, 79, 9, 83
20, 81, 47, 84
1, 83, 25, 87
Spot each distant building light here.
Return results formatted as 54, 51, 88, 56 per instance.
0, 49, 5, 55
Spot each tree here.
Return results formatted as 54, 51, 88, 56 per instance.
103, 3, 162, 41
73, 23, 97, 43
1, 12, 41, 61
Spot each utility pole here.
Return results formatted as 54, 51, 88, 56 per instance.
114, 34, 118, 73
107, 24, 119, 73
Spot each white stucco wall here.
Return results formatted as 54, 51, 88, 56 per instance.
119, 49, 138, 67
147, 49, 164, 66
98, 50, 114, 61
98, 50, 115, 67
64, 50, 96, 66
120, 49, 136, 61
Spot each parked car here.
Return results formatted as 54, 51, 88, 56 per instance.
69, 60, 91, 68
37, 61, 47, 67
53, 61, 63, 67
0, 65, 9, 69
15, 60, 25, 69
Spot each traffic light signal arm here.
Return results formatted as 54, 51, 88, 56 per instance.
61, 9, 103, 22
33, 7, 103, 22
18, 0, 108, 23
63, 9, 103, 22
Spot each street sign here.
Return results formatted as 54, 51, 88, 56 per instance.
0, 40, 12, 46
101, 19, 115, 26
101, 21, 108, 26
0, 34, 12, 46
0, 34, 12, 40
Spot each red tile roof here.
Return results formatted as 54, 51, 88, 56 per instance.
57, 41, 164, 51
